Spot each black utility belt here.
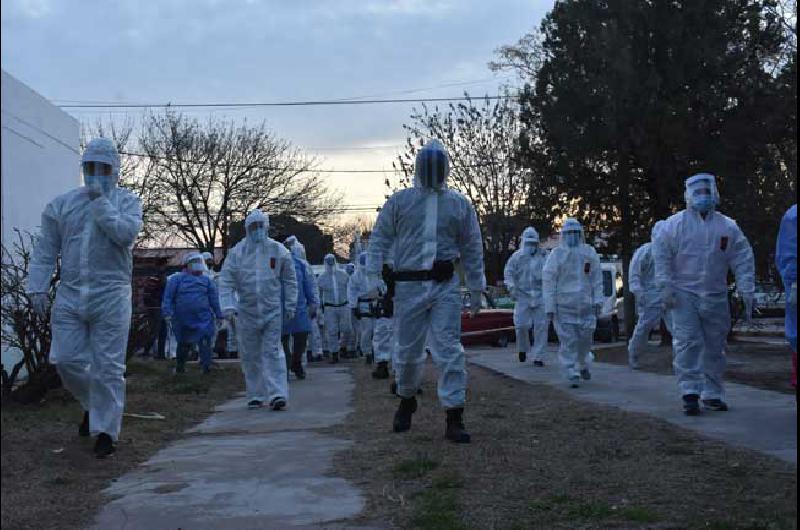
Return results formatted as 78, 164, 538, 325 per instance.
393, 260, 455, 283
324, 302, 348, 308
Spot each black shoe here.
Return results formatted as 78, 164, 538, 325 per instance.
372, 361, 390, 380
533, 360, 545, 367
580, 368, 591, 380
79, 411, 90, 437
270, 397, 287, 411
518, 351, 526, 363
683, 394, 700, 416
306, 351, 313, 364
247, 399, 264, 410
445, 408, 471, 444
292, 365, 306, 380
702, 399, 729, 412
94, 433, 115, 459
330, 350, 340, 364
365, 353, 374, 365
390, 380, 398, 395
393, 397, 417, 433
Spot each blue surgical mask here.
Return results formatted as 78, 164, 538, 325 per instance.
247, 227, 266, 244
565, 233, 581, 248
524, 242, 538, 255
692, 195, 716, 213
84, 174, 115, 195
325, 257, 336, 267
188, 262, 205, 273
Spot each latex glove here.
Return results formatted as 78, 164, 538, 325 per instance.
30, 293, 50, 317
789, 282, 797, 307
469, 290, 482, 318
741, 292, 754, 325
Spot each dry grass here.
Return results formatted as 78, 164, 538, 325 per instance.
331, 359, 797, 529
597, 339, 795, 395
1, 358, 244, 530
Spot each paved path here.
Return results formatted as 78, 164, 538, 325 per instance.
467, 346, 797, 465
91, 366, 372, 530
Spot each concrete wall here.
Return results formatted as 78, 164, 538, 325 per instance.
1, 69, 80, 248
1, 70, 80, 380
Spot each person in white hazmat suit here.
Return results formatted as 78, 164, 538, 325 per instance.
543, 218, 603, 388
654, 173, 755, 415
284, 236, 323, 363
349, 252, 377, 364
627, 220, 672, 369
219, 209, 297, 410
27, 137, 143, 458
366, 139, 485, 444
345, 262, 360, 355
504, 226, 549, 366
318, 254, 352, 363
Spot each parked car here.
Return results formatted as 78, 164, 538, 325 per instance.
595, 262, 623, 342
460, 290, 515, 347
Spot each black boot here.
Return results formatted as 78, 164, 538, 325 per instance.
330, 350, 340, 364
445, 408, 471, 444
94, 433, 116, 459
518, 351, 526, 363
683, 394, 700, 416
372, 361, 390, 379
79, 411, 90, 437
393, 397, 417, 433
702, 398, 729, 412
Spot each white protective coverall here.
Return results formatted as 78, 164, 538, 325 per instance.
627, 221, 673, 368
219, 209, 297, 404
27, 138, 143, 441
543, 218, 603, 384
504, 227, 549, 364
318, 254, 352, 353
348, 252, 375, 356
654, 173, 755, 401
366, 140, 485, 408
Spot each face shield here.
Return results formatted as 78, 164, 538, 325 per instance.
245, 209, 269, 244
521, 227, 540, 254
684, 173, 719, 214
414, 139, 450, 190
560, 219, 585, 249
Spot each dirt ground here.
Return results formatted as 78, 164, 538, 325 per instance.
1, 358, 244, 530
331, 360, 797, 530
597, 336, 796, 395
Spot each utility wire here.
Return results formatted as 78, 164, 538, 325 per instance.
59, 94, 516, 109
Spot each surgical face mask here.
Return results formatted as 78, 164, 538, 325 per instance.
564, 232, 582, 248
247, 227, 266, 244
84, 174, 116, 195
188, 262, 205, 274
691, 194, 716, 213
524, 242, 538, 255
324, 257, 336, 267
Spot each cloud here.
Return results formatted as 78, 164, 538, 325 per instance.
5, 0, 52, 19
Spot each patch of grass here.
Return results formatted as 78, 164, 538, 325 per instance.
565, 500, 615, 520
125, 360, 164, 376
393, 454, 439, 479
410, 487, 468, 530
618, 505, 661, 523
162, 372, 213, 395
432, 472, 464, 490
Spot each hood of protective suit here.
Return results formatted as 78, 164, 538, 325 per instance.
560, 218, 585, 249
245, 209, 269, 244
324, 253, 337, 272
82, 138, 121, 193
684, 173, 719, 213
651, 220, 667, 242
414, 139, 450, 190
291, 241, 307, 260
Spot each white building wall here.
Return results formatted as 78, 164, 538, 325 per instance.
1, 69, 80, 248
1, 70, 80, 380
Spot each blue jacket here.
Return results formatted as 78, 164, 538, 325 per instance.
162, 271, 223, 343
776, 204, 797, 350
283, 255, 318, 335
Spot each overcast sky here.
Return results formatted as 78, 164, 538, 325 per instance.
2, 0, 552, 219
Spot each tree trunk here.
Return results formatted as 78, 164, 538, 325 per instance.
619, 154, 636, 340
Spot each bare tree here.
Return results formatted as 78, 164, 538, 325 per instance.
126, 111, 339, 254
394, 91, 556, 284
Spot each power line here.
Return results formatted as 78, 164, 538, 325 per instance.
59, 94, 516, 109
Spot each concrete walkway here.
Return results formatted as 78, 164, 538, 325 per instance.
91, 366, 370, 530
467, 346, 797, 465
